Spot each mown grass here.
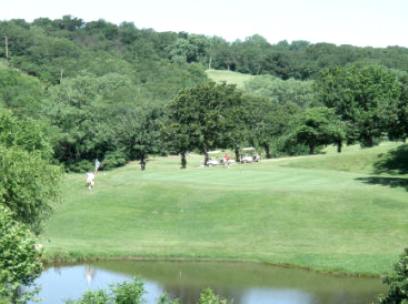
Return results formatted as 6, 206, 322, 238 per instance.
205, 69, 254, 89
40, 143, 408, 275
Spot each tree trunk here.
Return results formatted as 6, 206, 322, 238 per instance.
204, 150, 209, 166
309, 144, 315, 155
337, 140, 343, 153
366, 136, 374, 147
208, 56, 212, 70
234, 147, 240, 162
264, 144, 272, 159
180, 152, 187, 169
140, 155, 146, 171
4, 35, 9, 60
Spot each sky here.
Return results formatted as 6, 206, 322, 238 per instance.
1, 0, 407, 48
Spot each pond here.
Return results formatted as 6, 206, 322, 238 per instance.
32, 260, 385, 304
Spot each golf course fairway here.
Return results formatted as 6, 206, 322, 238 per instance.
40, 142, 408, 275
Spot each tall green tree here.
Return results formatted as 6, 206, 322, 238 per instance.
289, 107, 346, 154
247, 98, 300, 158
115, 108, 162, 171
170, 82, 245, 165
316, 64, 400, 146
388, 71, 408, 141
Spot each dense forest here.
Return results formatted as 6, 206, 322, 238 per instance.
0, 15, 407, 171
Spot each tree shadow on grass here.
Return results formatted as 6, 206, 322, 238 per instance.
373, 144, 408, 175
356, 176, 408, 191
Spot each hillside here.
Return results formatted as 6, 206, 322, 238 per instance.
41, 143, 408, 275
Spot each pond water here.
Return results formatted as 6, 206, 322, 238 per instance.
32, 260, 385, 304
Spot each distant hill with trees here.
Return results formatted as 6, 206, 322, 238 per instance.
0, 16, 407, 171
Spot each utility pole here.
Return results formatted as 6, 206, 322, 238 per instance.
59, 68, 64, 84
4, 35, 9, 60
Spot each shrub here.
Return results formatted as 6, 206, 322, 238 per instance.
0, 145, 61, 233
197, 288, 229, 304
378, 248, 408, 304
66, 160, 94, 173
112, 279, 144, 304
157, 294, 179, 304
0, 205, 42, 303
102, 151, 127, 171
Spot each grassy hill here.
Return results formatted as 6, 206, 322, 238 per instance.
40, 143, 408, 275
206, 69, 255, 89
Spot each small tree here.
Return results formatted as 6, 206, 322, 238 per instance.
0, 205, 42, 304
378, 248, 408, 304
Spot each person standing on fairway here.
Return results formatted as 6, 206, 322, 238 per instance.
86, 172, 95, 190
86, 159, 101, 190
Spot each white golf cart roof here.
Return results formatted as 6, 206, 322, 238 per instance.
208, 150, 222, 154
241, 147, 256, 152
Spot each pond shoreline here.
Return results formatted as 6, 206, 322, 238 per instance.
42, 251, 384, 279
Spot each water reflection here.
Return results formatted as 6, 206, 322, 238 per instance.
32, 261, 384, 304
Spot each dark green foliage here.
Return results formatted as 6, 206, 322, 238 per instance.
374, 144, 408, 174
316, 64, 400, 146
0, 66, 45, 115
288, 107, 346, 154
115, 108, 163, 170
246, 97, 300, 158
102, 151, 128, 171
157, 294, 179, 304
0, 110, 53, 159
378, 248, 408, 304
0, 205, 42, 303
389, 71, 408, 141
169, 82, 245, 165
67, 160, 94, 173
0, 146, 61, 233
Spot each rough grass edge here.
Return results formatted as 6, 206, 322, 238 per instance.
42, 250, 384, 279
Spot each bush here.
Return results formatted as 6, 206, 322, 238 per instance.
112, 279, 144, 304
66, 279, 144, 304
198, 288, 229, 304
157, 294, 179, 304
66, 160, 94, 173
378, 248, 408, 304
0, 145, 61, 233
102, 151, 128, 171
0, 205, 42, 303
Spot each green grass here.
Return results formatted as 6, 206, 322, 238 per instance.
206, 69, 254, 89
40, 143, 408, 275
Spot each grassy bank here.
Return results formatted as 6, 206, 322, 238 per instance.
205, 69, 254, 88
40, 143, 408, 275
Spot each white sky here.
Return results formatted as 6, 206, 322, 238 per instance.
1, 0, 407, 47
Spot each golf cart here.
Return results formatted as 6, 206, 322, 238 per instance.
240, 147, 260, 163
206, 150, 222, 166
205, 150, 235, 167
